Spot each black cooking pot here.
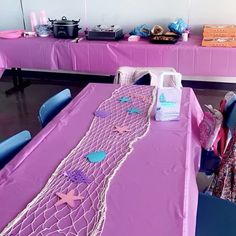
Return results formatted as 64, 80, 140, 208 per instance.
49, 16, 81, 39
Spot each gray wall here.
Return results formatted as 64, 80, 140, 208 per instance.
0, 1, 24, 30
1, 0, 236, 34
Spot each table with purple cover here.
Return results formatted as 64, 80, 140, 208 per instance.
0, 83, 202, 236
0, 35, 236, 77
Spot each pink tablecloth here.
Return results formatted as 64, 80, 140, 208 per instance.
0, 84, 202, 236
0, 36, 236, 77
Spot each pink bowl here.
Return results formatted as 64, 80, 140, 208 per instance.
0, 30, 24, 39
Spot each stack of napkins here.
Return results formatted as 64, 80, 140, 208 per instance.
155, 88, 182, 121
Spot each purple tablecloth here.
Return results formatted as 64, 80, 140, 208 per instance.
0, 83, 202, 236
1, 36, 236, 77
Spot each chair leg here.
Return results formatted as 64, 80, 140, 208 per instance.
5, 68, 31, 96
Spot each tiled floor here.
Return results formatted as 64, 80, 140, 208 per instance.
0, 80, 83, 140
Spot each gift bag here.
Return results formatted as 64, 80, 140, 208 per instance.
155, 72, 182, 121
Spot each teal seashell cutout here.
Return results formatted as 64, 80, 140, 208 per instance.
86, 151, 107, 163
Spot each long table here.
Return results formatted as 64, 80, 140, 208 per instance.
0, 83, 202, 236
0, 35, 236, 77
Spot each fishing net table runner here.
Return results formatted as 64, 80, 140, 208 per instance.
1, 85, 156, 236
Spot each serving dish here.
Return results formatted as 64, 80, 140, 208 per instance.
150, 34, 179, 44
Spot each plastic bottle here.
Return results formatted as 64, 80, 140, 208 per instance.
30, 11, 38, 31
39, 10, 47, 25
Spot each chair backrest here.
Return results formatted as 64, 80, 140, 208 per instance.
38, 89, 72, 127
196, 193, 236, 236
0, 130, 31, 169
113, 66, 181, 87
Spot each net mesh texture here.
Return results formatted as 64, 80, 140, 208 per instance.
1, 85, 156, 236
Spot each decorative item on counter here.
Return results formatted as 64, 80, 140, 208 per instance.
48, 16, 81, 39
30, 11, 38, 32
130, 24, 151, 38
168, 18, 188, 35
35, 24, 51, 37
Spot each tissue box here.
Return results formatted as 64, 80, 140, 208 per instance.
155, 88, 182, 121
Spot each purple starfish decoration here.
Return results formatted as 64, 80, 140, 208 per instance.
64, 170, 92, 184
94, 110, 111, 118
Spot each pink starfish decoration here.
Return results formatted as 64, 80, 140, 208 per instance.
55, 189, 84, 208
132, 94, 152, 103
114, 125, 131, 134
142, 96, 152, 103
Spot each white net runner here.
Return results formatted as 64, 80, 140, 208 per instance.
1, 85, 156, 236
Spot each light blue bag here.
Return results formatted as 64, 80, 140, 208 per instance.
130, 24, 151, 38
168, 18, 188, 35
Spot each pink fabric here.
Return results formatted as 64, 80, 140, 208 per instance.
0, 36, 236, 76
0, 84, 203, 236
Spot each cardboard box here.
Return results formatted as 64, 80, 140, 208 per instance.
203, 32, 236, 38
202, 37, 236, 47
203, 25, 236, 34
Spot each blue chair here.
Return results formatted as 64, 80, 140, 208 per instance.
0, 130, 31, 169
38, 89, 72, 127
133, 73, 151, 85
196, 193, 236, 236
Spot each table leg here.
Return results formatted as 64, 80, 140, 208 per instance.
5, 68, 31, 96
